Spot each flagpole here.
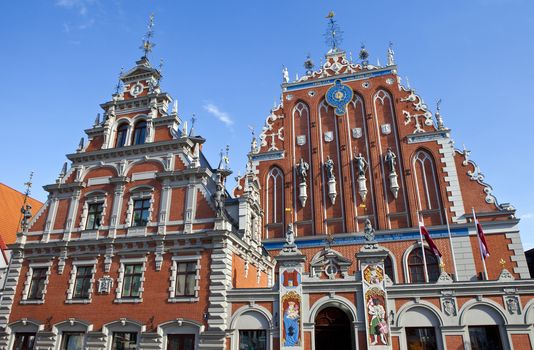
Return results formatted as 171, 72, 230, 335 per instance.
444, 210, 459, 281
472, 208, 488, 280
418, 212, 429, 283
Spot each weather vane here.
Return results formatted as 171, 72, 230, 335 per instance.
324, 11, 343, 52
140, 13, 156, 58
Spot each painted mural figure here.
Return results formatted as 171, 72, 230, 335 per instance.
283, 301, 300, 346
368, 297, 388, 345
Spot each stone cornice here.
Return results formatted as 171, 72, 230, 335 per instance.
66, 139, 193, 164
43, 181, 85, 193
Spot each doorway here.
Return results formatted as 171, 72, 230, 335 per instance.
314, 307, 353, 350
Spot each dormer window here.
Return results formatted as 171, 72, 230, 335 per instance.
115, 123, 129, 148
132, 121, 147, 145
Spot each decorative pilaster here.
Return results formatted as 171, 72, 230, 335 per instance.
276, 231, 305, 350
357, 244, 392, 349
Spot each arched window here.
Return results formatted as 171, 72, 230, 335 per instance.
408, 247, 439, 283
115, 123, 128, 147
266, 167, 284, 225
413, 150, 441, 213
132, 121, 147, 145
384, 255, 395, 283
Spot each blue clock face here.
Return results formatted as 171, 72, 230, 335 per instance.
326, 80, 354, 116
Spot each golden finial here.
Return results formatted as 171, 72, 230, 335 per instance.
439, 261, 446, 269
326, 11, 335, 19
140, 13, 156, 58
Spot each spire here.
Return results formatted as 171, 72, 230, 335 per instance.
57, 162, 68, 183
218, 145, 230, 171
324, 11, 343, 53
93, 113, 101, 127
248, 125, 258, 153
77, 137, 85, 152
435, 98, 445, 130
140, 13, 156, 59
172, 100, 178, 115
189, 114, 196, 137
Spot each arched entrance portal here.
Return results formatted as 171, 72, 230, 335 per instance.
314, 307, 352, 350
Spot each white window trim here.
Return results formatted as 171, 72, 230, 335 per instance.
65, 259, 97, 304
103, 319, 145, 350
126, 188, 154, 228
168, 255, 201, 303
114, 256, 147, 303
21, 261, 52, 304
79, 192, 108, 231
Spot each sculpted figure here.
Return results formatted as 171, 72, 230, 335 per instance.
384, 147, 397, 173
354, 152, 368, 177
324, 156, 335, 180
285, 223, 295, 246
364, 218, 375, 242
297, 158, 309, 182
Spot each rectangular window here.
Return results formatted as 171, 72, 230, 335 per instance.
167, 334, 195, 350
85, 203, 104, 230
73, 266, 93, 299
13, 333, 36, 350
175, 262, 196, 297
132, 199, 150, 226
112, 332, 138, 350
122, 264, 143, 298
468, 326, 503, 350
61, 333, 84, 350
28, 268, 47, 300
405, 327, 437, 350
239, 330, 267, 350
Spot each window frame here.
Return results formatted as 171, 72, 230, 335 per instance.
66, 260, 97, 303
61, 332, 85, 350
132, 120, 147, 145
115, 123, 129, 148
12, 332, 36, 350
21, 262, 52, 304
85, 202, 104, 230
168, 256, 201, 302
132, 198, 151, 227
112, 331, 138, 350
406, 246, 440, 283
115, 257, 147, 303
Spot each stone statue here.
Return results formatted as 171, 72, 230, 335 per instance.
213, 182, 225, 217
297, 158, 309, 182
283, 66, 289, 84
20, 204, 32, 231
384, 147, 397, 174
364, 219, 375, 242
387, 42, 395, 66
285, 223, 295, 246
324, 156, 335, 180
354, 153, 368, 177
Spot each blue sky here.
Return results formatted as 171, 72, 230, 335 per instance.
1, 0, 533, 248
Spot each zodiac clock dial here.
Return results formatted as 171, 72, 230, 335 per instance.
326, 79, 354, 116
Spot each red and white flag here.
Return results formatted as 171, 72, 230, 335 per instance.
472, 209, 490, 259
419, 215, 442, 257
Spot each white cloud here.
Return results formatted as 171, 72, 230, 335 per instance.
203, 103, 234, 127
55, 0, 96, 16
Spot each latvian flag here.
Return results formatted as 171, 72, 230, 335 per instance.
419, 215, 442, 257
472, 209, 490, 259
